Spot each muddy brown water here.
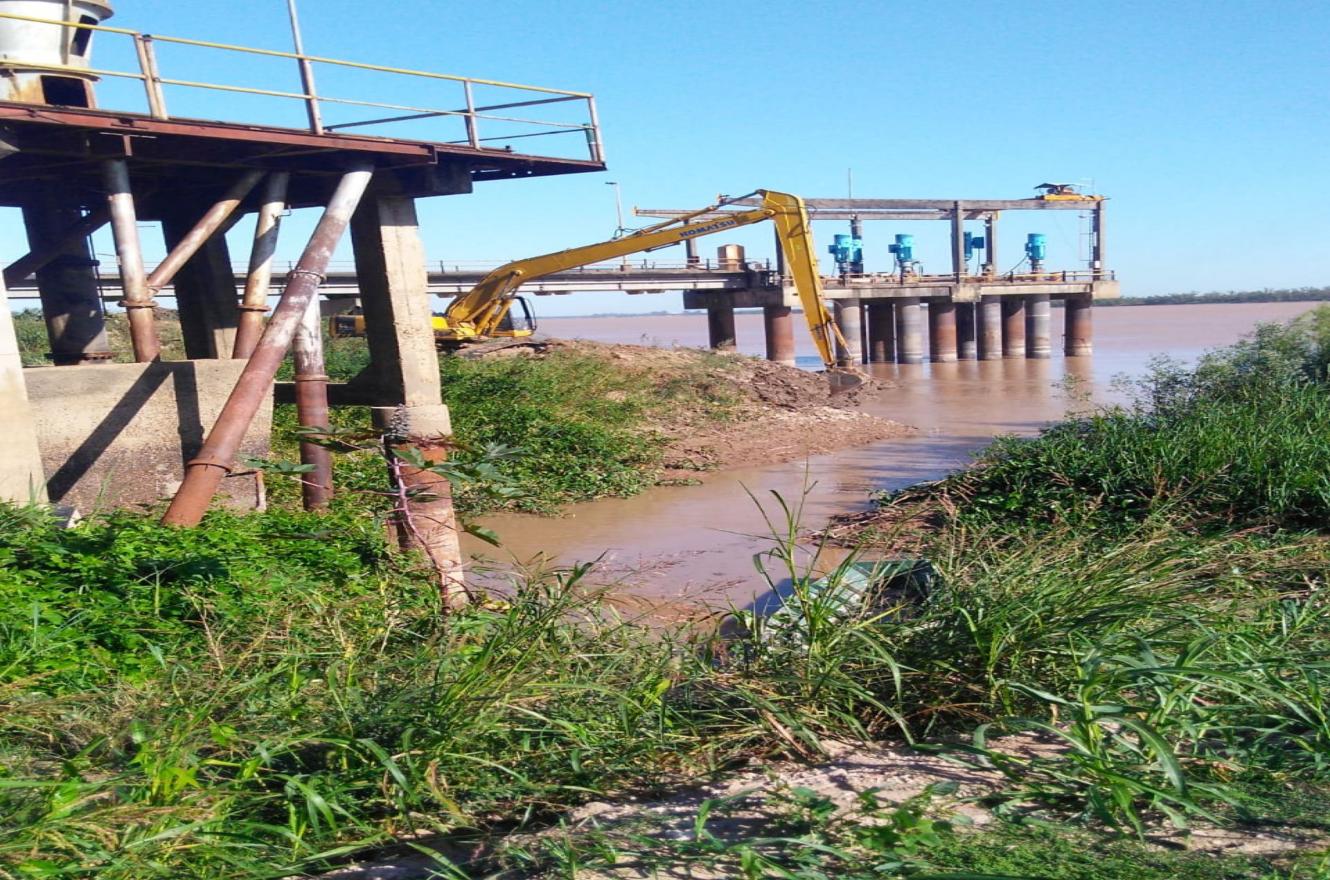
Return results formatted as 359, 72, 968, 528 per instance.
464, 303, 1320, 611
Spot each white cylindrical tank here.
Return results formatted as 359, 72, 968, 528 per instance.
0, 0, 114, 106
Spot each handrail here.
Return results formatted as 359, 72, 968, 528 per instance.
0, 11, 603, 161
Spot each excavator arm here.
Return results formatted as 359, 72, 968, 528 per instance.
441, 190, 847, 370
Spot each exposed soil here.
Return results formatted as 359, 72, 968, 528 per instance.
482, 338, 912, 480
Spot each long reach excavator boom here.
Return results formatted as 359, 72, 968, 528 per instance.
333, 190, 851, 372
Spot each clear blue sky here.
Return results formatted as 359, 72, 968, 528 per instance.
9, 0, 1329, 316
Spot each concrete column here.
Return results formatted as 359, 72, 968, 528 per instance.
834, 299, 863, 365
684, 237, 699, 267
21, 192, 111, 365
161, 206, 241, 359
707, 304, 737, 351
351, 196, 464, 598
956, 302, 977, 359
763, 304, 795, 366
983, 215, 998, 276
1002, 297, 1026, 359
928, 299, 958, 363
1025, 294, 1051, 359
1065, 294, 1093, 356
866, 301, 895, 363
978, 295, 1003, 360
0, 277, 47, 503
894, 297, 923, 364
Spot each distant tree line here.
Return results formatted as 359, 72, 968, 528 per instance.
1096, 287, 1330, 307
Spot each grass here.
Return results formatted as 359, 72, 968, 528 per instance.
7, 309, 1330, 877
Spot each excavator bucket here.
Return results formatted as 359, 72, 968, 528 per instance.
826, 367, 867, 394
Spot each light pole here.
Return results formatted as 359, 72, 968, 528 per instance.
605, 180, 627, 267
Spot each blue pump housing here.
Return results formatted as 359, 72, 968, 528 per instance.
887, 233, 914, 262
827, 233, 863, 274
1025, 233, 1047, 262
964, 232, 986, 261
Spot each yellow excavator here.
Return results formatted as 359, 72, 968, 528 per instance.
332, 189, 850, 372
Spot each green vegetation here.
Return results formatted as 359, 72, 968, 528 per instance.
1096, 285, 1330, 307
7, 309, 1330, 877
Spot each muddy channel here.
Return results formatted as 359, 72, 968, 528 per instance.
463, 302, 1320, 611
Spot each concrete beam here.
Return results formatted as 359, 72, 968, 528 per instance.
161, 206, 241, 359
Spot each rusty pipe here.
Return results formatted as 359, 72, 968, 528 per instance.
147, 169, 265, 295
103, 159, 161, 362
162, 164, 374, 527
293, 292, 332, 510
4, 207, 109, 288
233, 172, 289, 358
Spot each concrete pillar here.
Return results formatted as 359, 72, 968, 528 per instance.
1025, 294, 1051, 359
161, 206, 241, 359
21, 192, 111, 365
684, 237, 699, 267
894, 298, 923, 364
956, 302, 977, 360
707, 303, 737, 351
834, 299, 863, 365
983, 215, 998, 277
867, 301, 895, 363
0, 277, 47, 503
978, 295, 1003, 361
1065, 294, 1093, 356
763, 304, 795, 366
351, 196, 464, 599
928, 299, 958, 363
1002, 297, 1026, 359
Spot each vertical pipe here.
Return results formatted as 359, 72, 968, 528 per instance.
133, 35, 168, 119
585, 96, 605, 163
147, 170, 265, 294
234, 172, 290, 358
951, 201, 965, 280
293, 293, 332, 510
984, 214, 998, 276
895, 298, 923, 364
834, 299, 863, 366
867, 301, 895, 364
286, 0, 323, 134
462, 80, 480, 148
978, 295, 1003, 360
956, 302, 977, 360
102, 159, 160, 362
684, 238, 699, 267
1025, 294, 1051, 359
1065, 294, 1093, 356
763, 304, 795, 366
707, 303, 736, 351
928, 299, 958, 363
1091, 204, 1105, 278
1002, 297, 1026, 359
162, 165, 373, 527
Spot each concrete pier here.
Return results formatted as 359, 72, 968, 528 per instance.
707, 304, 737, 351
1002, 297, 1027, 359
834, 299, 864, 366
763, 305, 796, 366
1025, 294, 1051, 359
956, 302, 977, 360
21, 193, 112, 365
928, 299, 958, 363
978, 296, 1003, 361
895, 298, 924, 364
1065, 294, 1093, 356
866, 301, 895, 363
0, 279, 46, 503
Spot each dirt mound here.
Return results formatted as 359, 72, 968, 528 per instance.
484, 339, 912, 477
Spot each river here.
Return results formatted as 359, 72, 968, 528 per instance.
463, 302, 1319, 610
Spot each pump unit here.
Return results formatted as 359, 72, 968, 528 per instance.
1025, 233, 1047, 263
0, 0, 113, 107
827, 233, 863, 276
887, 234, 914, 263
964, 232, 986, 261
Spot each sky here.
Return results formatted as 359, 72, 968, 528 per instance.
6, 0, 1329, 316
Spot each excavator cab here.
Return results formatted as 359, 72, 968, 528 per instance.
495, 296, 536, 335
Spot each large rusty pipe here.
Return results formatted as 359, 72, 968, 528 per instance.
707, 304, 736, 351
895, 298, 923, 364
1002, 297, 1027, 359
956, 302, 977, 360
978, 296, 1003, 360
867, 301, 895, 364
835, 299, 863, 365
147, 170, 265, 295
5, 207, 109, 289
162, 165, 374, 527
1065, 294, 1093, 356
928, 299, 958, 363
763, 304, 795, 366
103, 159, 161, 362
234, 172, 290, 358
293, 293, 332, 510
1025, 294, 1051, 359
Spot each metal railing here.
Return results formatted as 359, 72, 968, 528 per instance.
0, 11, 604, 162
